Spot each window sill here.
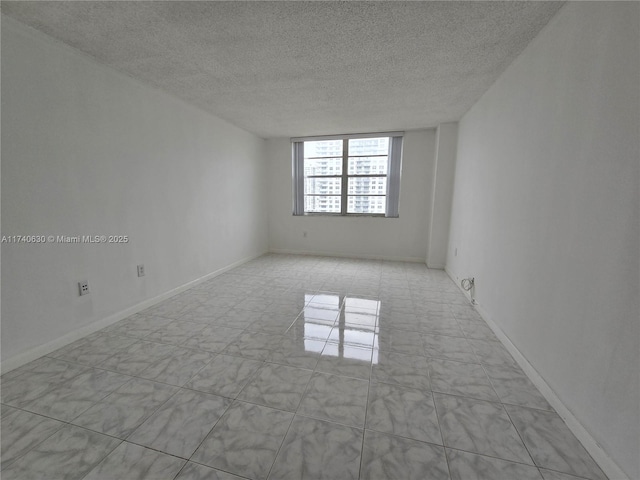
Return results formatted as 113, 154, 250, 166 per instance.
293, 213, 398, 218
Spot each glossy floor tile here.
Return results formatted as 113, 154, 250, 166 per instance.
366, 381, 442, 444
360, 429, 449, 480
84, 442, 186, 479
434, 393, 533, 464
192, 401, 293, 479
268, 415, 363, 480
446, 448, 544, 480
0, 254, 608, 479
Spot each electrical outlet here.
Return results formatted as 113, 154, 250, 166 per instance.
78, 281, 90, 296
137, 264, 145, 277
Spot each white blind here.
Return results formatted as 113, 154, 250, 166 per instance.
292, 142, 305, 215
385, 136, 403, 218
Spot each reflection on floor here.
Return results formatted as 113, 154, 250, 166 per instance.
1, 254, 608, 480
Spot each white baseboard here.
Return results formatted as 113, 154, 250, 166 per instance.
444, 267, 629, 480
427, 262, 446, 270
269, 248, 426, 263
0, 251, 266, 374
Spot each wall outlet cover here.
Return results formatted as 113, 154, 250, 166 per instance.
78, 281, 90, 296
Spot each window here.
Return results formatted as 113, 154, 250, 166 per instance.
292, 133, 403, 217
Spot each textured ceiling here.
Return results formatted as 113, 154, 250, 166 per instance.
2, 1, 564, 138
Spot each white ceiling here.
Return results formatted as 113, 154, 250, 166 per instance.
1, 1, 564, 138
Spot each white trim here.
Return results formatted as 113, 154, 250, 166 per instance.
0, 251, 266, 374
269, 248, 425, 263
290, 131, 405, 142
444, 266, 630, 480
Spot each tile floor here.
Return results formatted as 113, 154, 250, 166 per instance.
1, 254, 608, 480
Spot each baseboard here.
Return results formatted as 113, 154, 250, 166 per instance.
0, 251, 266, 374
444, 266, 629, 480
269, 248, 426, 263
427, 262, 446, 270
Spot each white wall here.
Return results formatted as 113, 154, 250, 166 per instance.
446, 3, 639, 478
427, 123, 458, 269
267, 130, 435, 262
1, 16, 268, 365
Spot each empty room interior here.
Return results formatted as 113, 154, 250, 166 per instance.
1, 2, 638, 480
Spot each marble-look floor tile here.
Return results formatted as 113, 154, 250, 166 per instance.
182, 326, 244, 353
46, 334, 100, 359
457, 319, 499, 341
213, 309, 257, 329
238, 363, 313, 411
234, 297, 274, 312
287, 318, 334, 341
360, 430, 449, 480
423, 333, 479, 364
301, 305, 341, 323
185, 353, 263, 398
298, 372, 369, 427
144, 320, 208, 345
375, 328, 425, 355
58, 368, 132, 396
414, 302, 451, 317
446, 448, 544, 480
468, 338, 519, 368
376, 312, 422, 332
1, 376, 59, 409
484, 364, 553, 410
0, 424, 120, 480
137, 347, 215, 386
0, 367, 27, 383
177, 311, 223, 324
245, 313, 296, 335
344, 296, 379, 311
103, 315, 175, 338
202, 295, 242, 309
175, 462, 246, 480
327, 325, 378, 349
99, 340, 178, 376
428, 358, 500, 402
450, 305, 484, 322
434, 393, 533, 465
371, 350, 431, 390
265, 302, 304, 318
52, 334, 138, 366
366, 382, 441, 445
83, 441, 185, 480
1, 407, 65, 469
72, 378, 178, 438
378, 304, 416, 319
128, 389, 230, 458
186, 303, 234, 318
341, 311, 378, 330
22, 369, 131, 422
144, 300, 198, 319
267, 335, 325, 370
418, 317, 466, 337
1, 359, 89, 408
539, 469, 593, 480
315, 343, 373, 380
222, 332, 283, 361
268, 415, 362, 480
505, 405, 607, 480
192, 401, 293, 480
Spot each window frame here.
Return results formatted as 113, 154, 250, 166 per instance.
292, 132, 403, 218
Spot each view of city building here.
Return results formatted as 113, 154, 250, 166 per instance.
303, 137, 389, 214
